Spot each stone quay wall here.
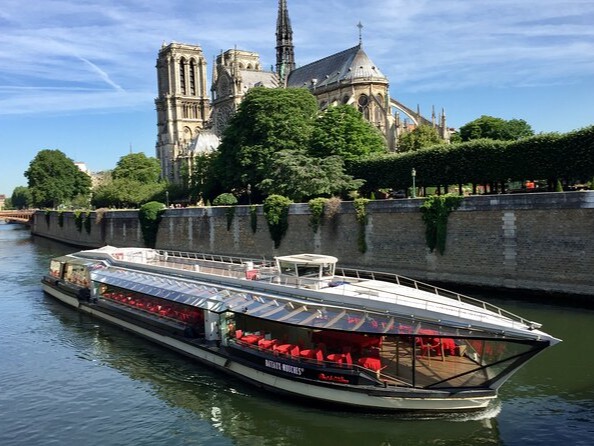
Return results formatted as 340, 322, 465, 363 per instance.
31, 191, 594, 299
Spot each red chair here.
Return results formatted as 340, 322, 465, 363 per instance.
315, 349, 324, 362
326, 353, 344, 364
235, 329, 243, 340
290, 346, 300, 357
344, 352, 352, 365
274, 344, 293, 355
299, 349, 316, 359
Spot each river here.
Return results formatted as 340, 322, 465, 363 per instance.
0, 223, 592, 445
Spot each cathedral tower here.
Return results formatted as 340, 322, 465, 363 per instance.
155, 43, 210, 183
276, 0, 295, 84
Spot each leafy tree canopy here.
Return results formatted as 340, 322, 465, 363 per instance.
92, 178, 165, 209
10, 186, 31, 209
459, 115, 534, 142
259, 151, 364, 202
25, 149, 92, 208
397, 124, 443, 152
212, 87, 318, 193
112, 152, 162, 183
309, 105, 387, 161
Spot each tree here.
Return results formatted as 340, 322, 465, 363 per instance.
25, 149, 92, 208
92, 153, 165, 208
212, 87, 318, 196
92, 177, 165, 209
10, 186, 32, 209
459, 115, 534, 142
112, 153, 161, 183
259, 150, 364, 202
397, 125, 443, 152
309, 105, 387, 161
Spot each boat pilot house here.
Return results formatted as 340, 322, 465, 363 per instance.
43, 247, 559, 412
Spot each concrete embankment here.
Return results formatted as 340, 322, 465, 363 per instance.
31, 191, 594, 301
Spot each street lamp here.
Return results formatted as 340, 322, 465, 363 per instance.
411, 168, 416, 198
165, 191, 169, 207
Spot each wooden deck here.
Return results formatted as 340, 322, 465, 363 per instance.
378, 338, 489, 388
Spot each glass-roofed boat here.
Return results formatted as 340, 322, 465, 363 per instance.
42, 246, 560, 412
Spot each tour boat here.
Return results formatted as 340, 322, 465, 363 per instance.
42, 246, 560, 412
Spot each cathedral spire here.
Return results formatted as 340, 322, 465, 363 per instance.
276, 0, 295, 84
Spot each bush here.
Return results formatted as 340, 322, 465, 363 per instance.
138, 201, 166, 248
420, 194, 462, 255
308, 197, 328, 233
213, 193, 238, 231
263, 195, 292, 249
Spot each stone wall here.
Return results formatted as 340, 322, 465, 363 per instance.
31, 191, 594, 297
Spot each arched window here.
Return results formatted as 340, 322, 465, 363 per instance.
358, 94, 370, 119
342, 95, 350, 104
179, 58, 187, 95
189, 60, 196, 96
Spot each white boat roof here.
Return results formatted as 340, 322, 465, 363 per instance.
275, 254, 338, 264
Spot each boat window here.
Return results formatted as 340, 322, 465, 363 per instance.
296, 264, 321, 278
409, 337, 545, 390
64, 263, 88, 287
49, 260, 63, 278
278, 261, 297, 276
98, 284, 205, 331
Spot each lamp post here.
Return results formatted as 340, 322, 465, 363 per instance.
247, 184, 252, 205
411, 168, 417, 198
165, 191, 169, 207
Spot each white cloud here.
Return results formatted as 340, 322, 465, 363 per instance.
0, 0, 593, 115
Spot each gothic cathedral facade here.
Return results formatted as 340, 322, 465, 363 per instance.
155, 0, 450, 184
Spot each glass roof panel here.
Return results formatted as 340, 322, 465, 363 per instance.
90, 267, 512, 339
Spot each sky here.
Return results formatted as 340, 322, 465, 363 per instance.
1, 0, 593, 195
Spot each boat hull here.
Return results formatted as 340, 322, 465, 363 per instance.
42, 279, 495, 412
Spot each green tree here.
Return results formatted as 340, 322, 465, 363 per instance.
309, 105, 387, 161
212, 87, 318, 197
459, 115, 534, 142
92, 153, 165, 208
25, 149, 92, 208
10, 186, 32, 209
93, 177, 165, 209
259, 151, 363, 202
397, 125, 443, 152
112, 153, 162, 183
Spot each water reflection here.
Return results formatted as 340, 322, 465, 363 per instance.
2, 225, 593, 445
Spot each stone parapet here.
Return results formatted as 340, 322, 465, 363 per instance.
31, 191, 594, 299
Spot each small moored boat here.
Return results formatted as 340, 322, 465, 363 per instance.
42, 246, 560, 412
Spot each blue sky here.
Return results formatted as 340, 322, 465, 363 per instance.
1, 0, 593, 195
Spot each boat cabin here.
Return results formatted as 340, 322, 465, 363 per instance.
274, 254, 337, 289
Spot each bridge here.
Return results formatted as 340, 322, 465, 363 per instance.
0, 210, 35, 225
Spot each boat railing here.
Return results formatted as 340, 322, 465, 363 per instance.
155, 249, 272, 267
335, 267, 541, 330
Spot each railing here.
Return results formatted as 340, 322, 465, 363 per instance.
335, 267, 541, 329
0, 210, 35, 224
151, 249, 540, 330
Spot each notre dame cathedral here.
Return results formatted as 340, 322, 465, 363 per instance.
155, 0, 451, 184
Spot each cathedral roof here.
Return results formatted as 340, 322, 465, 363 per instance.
239, 70, 280, 91
286, 44, 387, 90
188, 129, 220, 155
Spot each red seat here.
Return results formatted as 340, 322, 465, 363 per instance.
358, 356, 382, 371
299, 349, 316, 359
274, 344, 293, 355
315, 349, 324, 362
290, 346, 300, 357
326, 353, 344, 364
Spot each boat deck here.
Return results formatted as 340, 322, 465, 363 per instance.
378, 339, 488, 388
